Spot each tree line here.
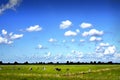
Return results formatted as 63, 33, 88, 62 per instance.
0, 61, 120, 65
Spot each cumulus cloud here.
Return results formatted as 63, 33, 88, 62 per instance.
0, 29, 23, 44
60, 20, 72, 29
89, 36, 102, 41
80, 22, 92, 28
76, 29, 80, 33
82, 29, 104, 37
37, 44, 43, 49
114, 53, 120, 58
26, 25, 42, 32
64, 30, 77, 36
48, 38, 57, 42
82, 31, 89, 37
44, 52, 51, 59
89, 29, 103, 36
99, 42, 109, 47
54, 54, 63, 60
9, 32, 13, 36
71, 39, 75, 42
10, 34, 23, 40
0, 37, 7, 44
0, 0, 22, 14
80, 39, 85, 42
37, 44, 47, 49
96, 42, 116, 58
71, 50, 83, 58
104, 46, 116, 55
2, 29, 7, 35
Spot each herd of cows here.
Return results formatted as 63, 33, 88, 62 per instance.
0, 67, 70, 72
29, 67, 70, 72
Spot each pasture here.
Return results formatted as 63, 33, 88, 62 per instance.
0, 65, 120, 80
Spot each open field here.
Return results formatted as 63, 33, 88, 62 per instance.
0, 65, 120, 80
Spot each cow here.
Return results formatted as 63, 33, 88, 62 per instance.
55, 68, 61, 71
66, 68, 69, 71
29, 67, 32, 71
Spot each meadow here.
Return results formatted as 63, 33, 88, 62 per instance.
0, 64, 120, 80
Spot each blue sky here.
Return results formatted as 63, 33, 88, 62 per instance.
0, 0, 120, 63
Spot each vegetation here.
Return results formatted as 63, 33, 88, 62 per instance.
0, 64, 120, 80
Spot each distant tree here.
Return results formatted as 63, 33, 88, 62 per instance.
77, 61, 80, 64
70, 61, 73, 64
39, 62, 42, 64
56, 62, 59, 64
14, 61, 18, 64
90, 61, 93, 64
66, 61, 69, 64
42, 62, 45, 64
48, 62, 53, 64
0, 61, 2, 64
8, 62, 10, 64
36, 62, 38, 64
81, 62, 84, 64
108, 61, 113, 64
94, 61, 96, 64
98, 61, 101, 64
24, 61, 28, 64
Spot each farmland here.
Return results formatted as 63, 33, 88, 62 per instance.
0, 65, 120, 80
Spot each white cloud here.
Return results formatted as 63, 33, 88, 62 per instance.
37, 44, 47, 49
114, 54, 120, 58
96, 43, 116, 56
0, 29, 23, 44
60, 20, 72, 29
80, 22, 92, 28
10, 34, 23, 40
82, 29, 104, 37
38, 44, 43, 49
26, 25, 42, 32
48, 38, 57, 42
0, 36, 7, 44
7, 41, 13, 44
82, 31, 89, 37
99, 42, 109, 47
71, 50, 83, 58
44, 52, 51, 58
9, 32, 13, 36
95, 46, 104, 54
2, 29, 7, 35
0, 36, 14, 44
104, 46, 116, 55
80, 39, 85, 42
0, 0, 21, 14
76, 29, 80, 33
54, 54, 62, 60
89, 36, 102, 41
89, 29, 103, 36
71, 39, 75, 42
64, 30, 77, 36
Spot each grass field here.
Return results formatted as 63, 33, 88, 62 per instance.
0, 65, 120, 80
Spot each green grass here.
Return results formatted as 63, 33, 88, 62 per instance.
0, 65, 120, 80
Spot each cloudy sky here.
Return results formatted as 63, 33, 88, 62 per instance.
0, 0, 120, 63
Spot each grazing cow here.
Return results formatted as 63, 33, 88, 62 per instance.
88, 69, 91, 73
18, 68, 20, 70
55, 68, 61, 71
43, 67, 46, 70
66, 68, 69, 71
36, 67, 39, 70
29, 67, 32, 71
